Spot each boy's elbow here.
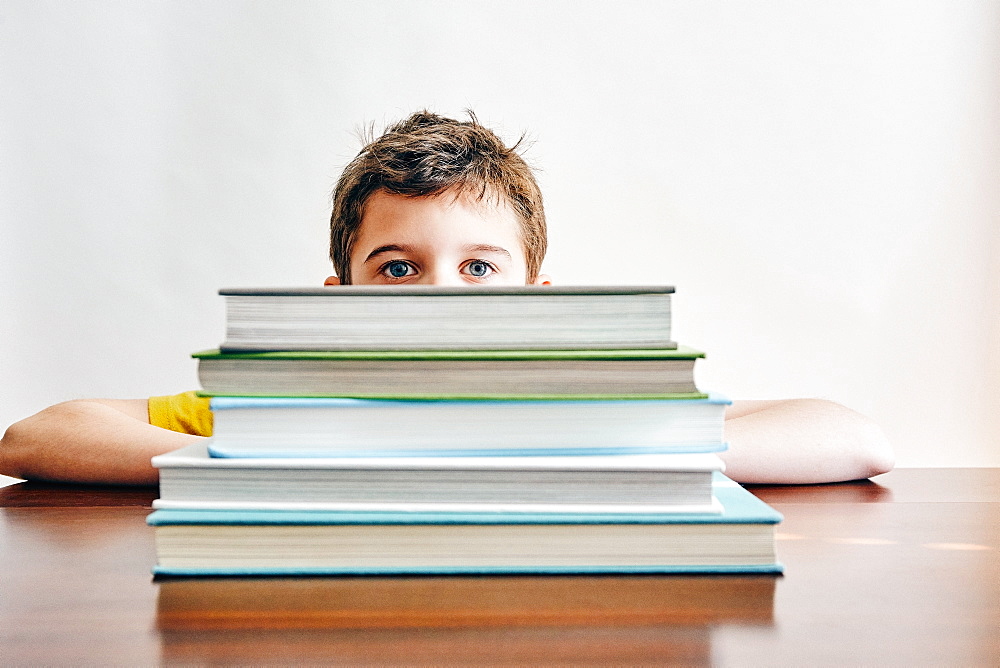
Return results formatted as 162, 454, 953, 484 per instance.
853, 415, 895, 479
819, 400, 894, 480
792, 399, 895, 482
0, 401, 97, 480
0, 413, 39, 480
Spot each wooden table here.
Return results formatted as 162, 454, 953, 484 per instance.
1, 469, 998, 666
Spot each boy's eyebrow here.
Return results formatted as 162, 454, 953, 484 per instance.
363, 244, 415, 264
462, 244, 512, 260
363, 244, 513, 263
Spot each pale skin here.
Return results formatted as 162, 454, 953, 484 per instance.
0, 190, 894, 486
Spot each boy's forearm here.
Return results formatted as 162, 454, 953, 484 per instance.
0, 400, 199, 486
2, 396, 894, 487
720, 399, 895, 485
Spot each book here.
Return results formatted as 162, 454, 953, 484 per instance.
218, 285, 676, 352
194, 347, 705, 399
205, 394, 731, 458
151, 442, 724, 513
148, 477, 783, 576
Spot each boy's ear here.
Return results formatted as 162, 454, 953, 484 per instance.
323, 275, 341, 286
532, 273, 552, 286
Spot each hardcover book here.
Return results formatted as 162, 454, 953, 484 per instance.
205, 394, 731, 458
194, 347, 705, 399
148, 477, 783, 576
218, 285, 675, 352
152, 442, 724, 513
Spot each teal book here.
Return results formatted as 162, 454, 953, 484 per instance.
194, 346, 706, 399
218, 285, 676, 352
205, 394, 731, 458
148, 476, 783, 576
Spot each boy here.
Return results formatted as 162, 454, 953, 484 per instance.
0, 111, 894, 486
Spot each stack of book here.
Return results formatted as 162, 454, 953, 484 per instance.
148, 286, 782, 576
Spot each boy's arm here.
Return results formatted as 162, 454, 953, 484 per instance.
720, 399, 895, 484
0, 399, 200, 486
1, 396, 894, 487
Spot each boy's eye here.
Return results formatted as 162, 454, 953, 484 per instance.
382, 261, 416, 279
463, 260, 494, 278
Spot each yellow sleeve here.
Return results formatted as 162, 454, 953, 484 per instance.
148, 391, 214, 437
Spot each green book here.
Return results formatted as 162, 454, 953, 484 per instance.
194, 347, 707, 399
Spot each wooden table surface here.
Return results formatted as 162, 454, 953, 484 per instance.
1, 469, 998, 666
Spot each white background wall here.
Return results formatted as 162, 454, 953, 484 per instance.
2, 1, 998, 468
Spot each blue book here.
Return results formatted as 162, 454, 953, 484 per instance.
148, 475, 782, 576
206, 394, 731, 458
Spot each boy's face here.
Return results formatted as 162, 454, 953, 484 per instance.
325, 190, 549, 287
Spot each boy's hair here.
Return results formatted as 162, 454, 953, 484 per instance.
329, 110, 547, 284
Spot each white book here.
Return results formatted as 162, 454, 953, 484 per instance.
152, 442, 725, 514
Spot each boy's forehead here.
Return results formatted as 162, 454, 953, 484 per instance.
355, 189, 523, 248
363, 187, 515, 219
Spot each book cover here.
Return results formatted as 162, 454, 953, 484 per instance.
152, 442, 724, 513
193, 347, 706, 399
219, 285, 676, 352
205, 394, 731, 458
148, 477, 783, 576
